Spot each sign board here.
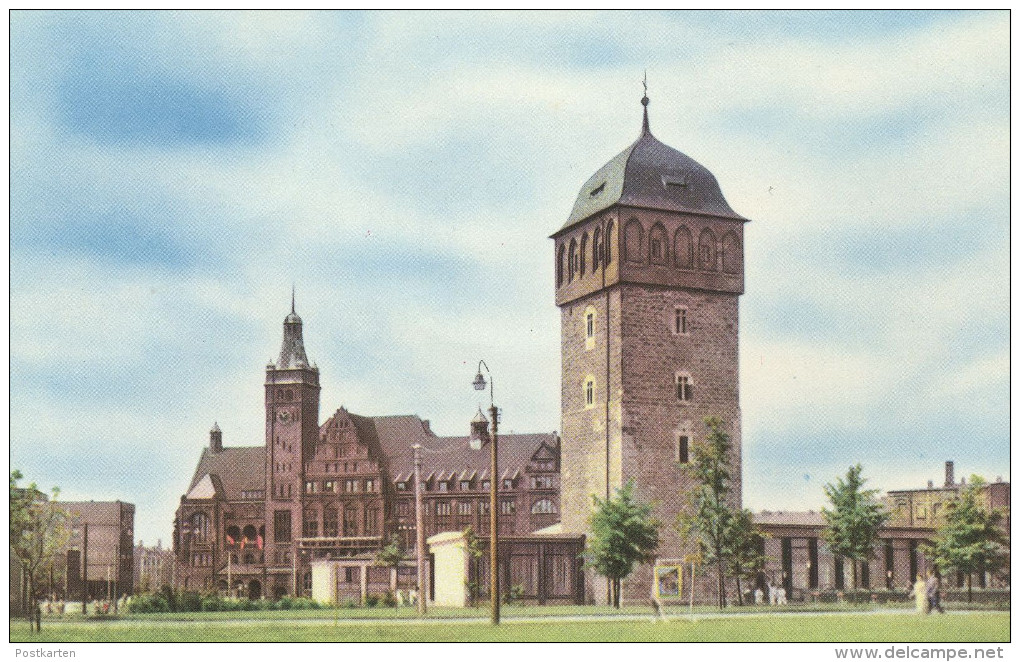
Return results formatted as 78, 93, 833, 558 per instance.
653, 564, 683, 600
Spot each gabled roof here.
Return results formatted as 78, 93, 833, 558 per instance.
185, 446, 265, 502
186, 474, 218, 499
341, 414, 558, 483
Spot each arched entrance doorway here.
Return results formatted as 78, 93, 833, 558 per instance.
248, 579, 261, 600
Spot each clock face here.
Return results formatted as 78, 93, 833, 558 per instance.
277, 410, 292, 424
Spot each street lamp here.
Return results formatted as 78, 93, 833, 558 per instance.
473, 359, 500, 626
412, 443, 427, 616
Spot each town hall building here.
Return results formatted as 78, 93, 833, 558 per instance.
175, 297, 582, 602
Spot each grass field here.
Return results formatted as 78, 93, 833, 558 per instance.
9, 611, 1009, 643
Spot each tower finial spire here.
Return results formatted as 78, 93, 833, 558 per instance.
291, 284, 295, 314
641, 70, 650, 135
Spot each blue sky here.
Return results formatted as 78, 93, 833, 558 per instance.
10, 10, 1009, 546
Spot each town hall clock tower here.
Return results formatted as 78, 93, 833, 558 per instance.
264, 293, 320, 586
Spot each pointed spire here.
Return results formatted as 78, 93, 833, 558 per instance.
641, 70, 651, 135
278, 292, 310, 369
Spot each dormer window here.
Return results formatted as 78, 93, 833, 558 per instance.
460, 480, 471, 491
502, 478, 514, 490
590, 182, 606, 197
396, 481, 408, 491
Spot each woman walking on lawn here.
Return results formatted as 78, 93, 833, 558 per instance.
910, 574, 928, 614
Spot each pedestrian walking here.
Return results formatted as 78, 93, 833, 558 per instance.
926, 570, 944, 614
909, 574, 928, 614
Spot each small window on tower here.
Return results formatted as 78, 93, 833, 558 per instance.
675, 373, 693, 402
583, 306, 597, 350
584, 377, 596, 408
674, 308, 688, 335
651, 238, 663, 261
676, 435, 690, 464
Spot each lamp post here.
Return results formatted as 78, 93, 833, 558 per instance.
472, 360, 499, 626
412, 443, 427, 615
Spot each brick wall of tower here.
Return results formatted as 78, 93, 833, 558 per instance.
555, 204, 745, 604
559, 287, 623, 537
615, 284, 741, 602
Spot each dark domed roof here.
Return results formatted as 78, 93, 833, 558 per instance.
559, 103, 744, 232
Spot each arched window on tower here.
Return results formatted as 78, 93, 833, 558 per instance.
649, 223, 668, 265
604, 221, 614, 265
698, 228, 717, 271
568, 238, 578, 282
674, 226, 693, 269
557, 244, 566, 287
722, 231, 742, 274
624, 218, 644, 263
592, 226, 602, 270
580, 232, 588, 276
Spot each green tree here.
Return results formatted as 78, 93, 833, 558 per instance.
926, 476, 1008, 602
676, 417, 738, 608
9, 471, 71, 624
821, 464, 889, 590
724, 508, 769, 606
373, 534, 408, 608
584, 479, 660, 608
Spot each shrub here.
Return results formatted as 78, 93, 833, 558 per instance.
381, 591, 397, 608
178, 591, 202, 612
276, 596, 293, 610
158, 585, 177, 611
341, 598, 359, 609
364, 594, 380, 607
128, 594, 169, 613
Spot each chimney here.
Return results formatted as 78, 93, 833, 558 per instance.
944, 461, 954, 488
210, 422, 223, 453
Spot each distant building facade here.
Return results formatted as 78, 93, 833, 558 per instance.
62, 501, 135, 601
755, 463, 1011, 599
174, 300, 577, 602
133, 540, 175, 594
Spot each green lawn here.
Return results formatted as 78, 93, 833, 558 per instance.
10, 612, 1009, 643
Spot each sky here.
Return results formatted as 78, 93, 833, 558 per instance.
10, 10, 1010, 547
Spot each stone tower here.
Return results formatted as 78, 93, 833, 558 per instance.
264, 293, 320, 581
552, 93, 747, 602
